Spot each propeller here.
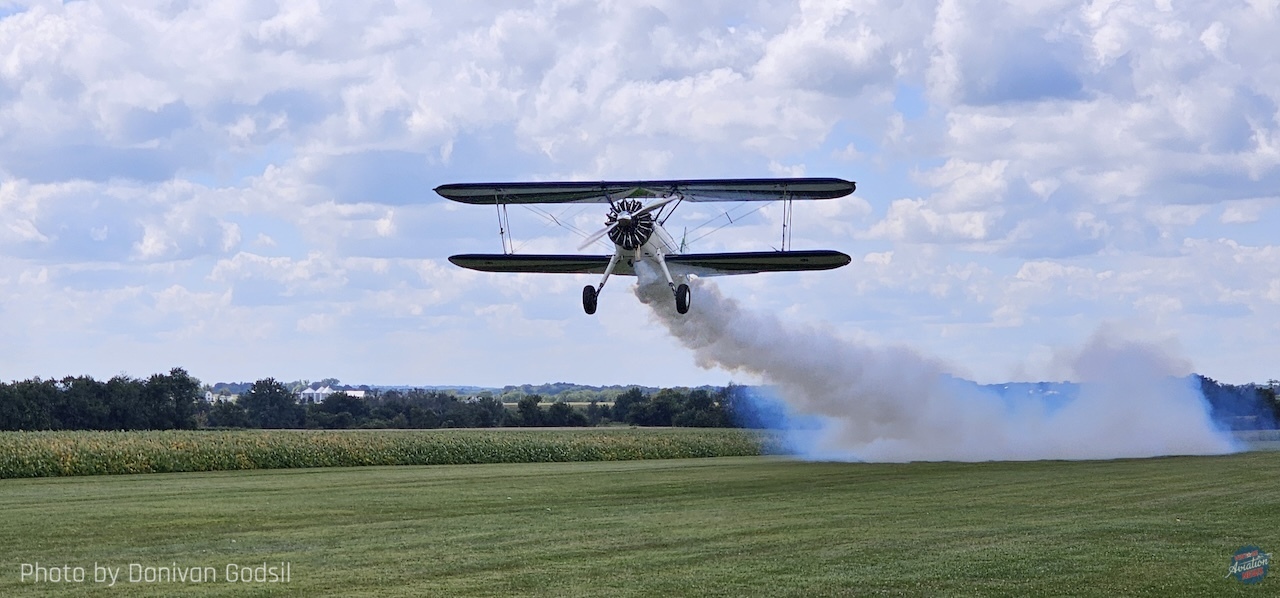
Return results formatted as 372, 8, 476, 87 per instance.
578, 196, 677, 250
577, 220, 620, 250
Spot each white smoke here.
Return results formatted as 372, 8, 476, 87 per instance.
635, 274, 1238, 462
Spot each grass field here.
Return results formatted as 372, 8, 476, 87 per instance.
2, 451, 1277, 596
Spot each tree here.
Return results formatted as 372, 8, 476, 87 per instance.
146, 367, 201, 429
57, 376, 110, 430
463, 397, 505, 428
407, 405, 440, 428
206, 400, 250, 428
0, 379, 56, 430
1198, 374, 1278, 430
673, 389, 726, 427
240, 378, 304, 428
1262, 383, 1280, 429
105, 376, 147, 429
612, 387, 645, 423
517, 395, 544, 426
307, 391, 375, 429
720, 384, 772, 428
586, 401, 603, 425
545, 401, 587, 427
628, 389, 679, 426
317, 392, 370, 419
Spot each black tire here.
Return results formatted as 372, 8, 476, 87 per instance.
582, 285, 598, 315
675, 283, 691, 314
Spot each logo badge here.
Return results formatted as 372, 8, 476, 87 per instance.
1227, 545, 1270, 584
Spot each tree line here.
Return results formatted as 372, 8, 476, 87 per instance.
1196, 375, 1280, 430
0, 372, 745, 431
206, 381, 741, 430
0, 368, 201, 431
0, 371, 1275, 431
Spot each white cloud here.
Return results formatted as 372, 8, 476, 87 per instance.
752, 0, 892, 95
917, 158, 1009, 211
768, 161, 806, 177
0, 1, 1277, 386
1220, 197, 1275, 224
868, 198, 996, 243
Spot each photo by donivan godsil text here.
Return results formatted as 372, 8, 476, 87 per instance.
19, 562, 292, 585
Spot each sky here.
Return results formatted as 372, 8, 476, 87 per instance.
0, 0, 1277, 388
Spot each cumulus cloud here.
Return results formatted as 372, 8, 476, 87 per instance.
0, 1, 1275, 386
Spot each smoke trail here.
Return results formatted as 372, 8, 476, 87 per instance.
635, 274, 1238, 461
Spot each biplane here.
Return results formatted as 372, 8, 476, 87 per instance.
434, 178, 855, 314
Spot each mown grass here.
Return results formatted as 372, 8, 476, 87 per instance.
0, 428, 770, 478
1, 452, 1277, 596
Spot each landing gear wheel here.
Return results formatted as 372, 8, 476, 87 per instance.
675, 283, 691, 314
582, 285, 598, 315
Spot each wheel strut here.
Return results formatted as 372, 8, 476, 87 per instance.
583, 252, 622, 315
653, 251, 690, 315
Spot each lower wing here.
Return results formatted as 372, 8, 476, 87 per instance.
449, 254, 622, 274
448, 250, 850, 276
668, 250, 851, 276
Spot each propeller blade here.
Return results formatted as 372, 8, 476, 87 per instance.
602, 187, 640, 209
633, 195, 678, 218
578, 221, 619, 250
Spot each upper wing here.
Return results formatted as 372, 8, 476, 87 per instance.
435, 177, 855, 205
449, 254, 633, 275
667, 250, 851, 277
448, 250, 849, 277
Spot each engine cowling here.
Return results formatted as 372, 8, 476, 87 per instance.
605, 199, 654, 250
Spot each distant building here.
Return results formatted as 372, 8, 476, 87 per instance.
203, 391, 238, 403
297, 384, 366, 403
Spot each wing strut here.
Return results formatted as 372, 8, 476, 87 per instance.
495, 202, 514, 254
780, 195, 793, 252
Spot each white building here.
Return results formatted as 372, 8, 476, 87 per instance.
297, 385, 366, 403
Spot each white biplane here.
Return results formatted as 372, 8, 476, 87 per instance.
434, 177, 855, 314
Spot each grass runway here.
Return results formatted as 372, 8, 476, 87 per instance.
2, 451, 1278, 596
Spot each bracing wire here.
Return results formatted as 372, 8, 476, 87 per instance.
510, 203, 613, 253
504, 196, 775, 254
524, 203, 594, 238
683, 202, 770, 247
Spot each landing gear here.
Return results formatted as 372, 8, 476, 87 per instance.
652, 249, 691, 316
584, 252, 622, 316
675, 283, 691, 314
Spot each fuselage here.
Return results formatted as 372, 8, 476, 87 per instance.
608, 215, 687, 281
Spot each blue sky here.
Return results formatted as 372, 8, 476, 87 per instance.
0, 1, 1277, 387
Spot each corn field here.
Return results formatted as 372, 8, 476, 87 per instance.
0, 428, 777, 479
